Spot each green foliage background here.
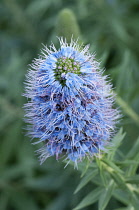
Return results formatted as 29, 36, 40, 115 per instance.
0, 0, 139, 209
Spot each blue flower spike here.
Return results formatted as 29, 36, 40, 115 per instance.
24, 37, 119, 167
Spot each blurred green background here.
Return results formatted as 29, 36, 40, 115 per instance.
0, 0, 139, 209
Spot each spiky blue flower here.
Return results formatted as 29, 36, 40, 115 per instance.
24, 38, 119, 166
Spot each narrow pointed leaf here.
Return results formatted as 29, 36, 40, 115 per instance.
98, 180, 115, 210
126, 137, 139, 159
102, 159, 123, 174
114, 208, 133, 210
107, 128, 126, 160
74, 169, 98, 194
126, 175, 139, 184
73, 187, 103, 210
113, 189, 130, 205
96, 158, 108, 186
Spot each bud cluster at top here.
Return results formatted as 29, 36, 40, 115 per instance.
54, 56, 80, 85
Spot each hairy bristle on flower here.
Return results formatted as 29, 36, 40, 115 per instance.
23, 37, 120, 167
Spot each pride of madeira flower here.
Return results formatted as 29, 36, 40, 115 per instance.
24, 38, 119, 166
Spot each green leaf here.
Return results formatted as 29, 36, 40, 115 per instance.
80, 158, 91, 177
73, 187, 103, 210
100, 160, 125, 188
113, 188, 139, 209
114, 207, 133, 210
107, 128, 126, 160
126, 136, 139, 159
102, 159, 123, 174
115, 94, 139, 127
96, 158, 108, 186
113, 189, 131, 206
130, 193, 139, 210
126, 137, 139, 176
98, 180, 115, 210
116, 160, 139, 166
110, 170, 125, 187
126, 175, 139, 184
74, 169, 98, 194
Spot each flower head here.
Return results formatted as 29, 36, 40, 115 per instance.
24, 38, 119, 166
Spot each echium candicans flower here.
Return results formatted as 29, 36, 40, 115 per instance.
24, 37, 119, 166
